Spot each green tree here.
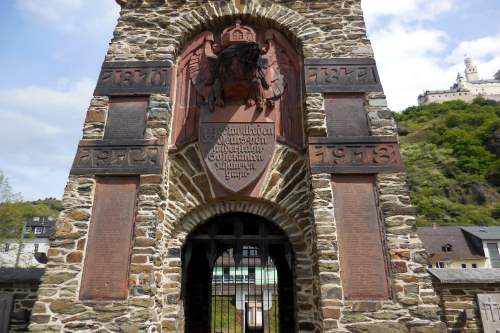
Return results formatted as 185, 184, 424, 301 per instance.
396, 98, 500, 226
0, 171, 61, 241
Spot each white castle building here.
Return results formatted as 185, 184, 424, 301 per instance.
418, 58, 500, 105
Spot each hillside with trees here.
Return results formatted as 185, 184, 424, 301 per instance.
396, 98, 500, 226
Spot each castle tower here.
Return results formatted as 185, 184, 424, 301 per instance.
28, 1, 446, 332
465, 57, 479, 82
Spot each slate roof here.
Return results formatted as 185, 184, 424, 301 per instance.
25, 216, 56, 238
417, 226, 485, 262
428, 268, 500, 284
462, 227, 500, 241
0, 268, 45, 283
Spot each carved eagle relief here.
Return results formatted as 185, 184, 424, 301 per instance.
172, 21, 303, 149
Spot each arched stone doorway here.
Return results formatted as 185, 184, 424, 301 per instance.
183, 213, 295, 333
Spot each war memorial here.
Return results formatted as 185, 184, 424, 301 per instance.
16, 1, 498, 332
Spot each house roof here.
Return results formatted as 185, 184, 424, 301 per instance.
417, 226, 485, 262
0, 268, 45, 283
25, 216, 56, 227
25, 216, 56, 238
428, 268, 500, 284
461, 227, 500, 241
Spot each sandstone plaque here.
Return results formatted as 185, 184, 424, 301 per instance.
305, 58, 383, 93
94, 61, 171, 96
104, 97, 148, 140
325, 95, 369, 137
478, 294, 500, 333
71, 139, 163, 175
80, 177, 138, 300
199, 123, 275, 192
332, 175, 390, 300
309, 136, 404, 174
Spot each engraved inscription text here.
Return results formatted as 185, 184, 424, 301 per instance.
199, 123, 275, 192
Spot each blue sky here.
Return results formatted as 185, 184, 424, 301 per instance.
0, 0, 499, 200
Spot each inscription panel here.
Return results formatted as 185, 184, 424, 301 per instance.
332, 175, 390, 300
309, 137, 404, 174
104, 97, 148, 140
305, 58, 383, 93
71, 140, 163, 175
325, 95, 369, 137
94, 61, 171, 96
478, 294, 500, 333
80, 177, 138, 300
199, 123, 275, 192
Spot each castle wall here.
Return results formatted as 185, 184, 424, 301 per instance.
29, 1, 446, 332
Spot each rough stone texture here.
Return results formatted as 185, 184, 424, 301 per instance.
433, 281, 500, 332
82, 97, 109, 140
0, 282, 40, 332
306, 93, 327, 137
30, 1, 447, 332
107, 0, 374, 62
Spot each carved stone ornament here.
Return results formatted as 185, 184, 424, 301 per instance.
477, 294, 500, 333
199, 123, 275, 193
191, 20, 285, 113
309, 137, 405, 174
70, 140, 163, 175
172, 21, 303, 149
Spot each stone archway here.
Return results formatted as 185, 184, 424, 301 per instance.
159, 200, 320, 333
183, 213, 295, 333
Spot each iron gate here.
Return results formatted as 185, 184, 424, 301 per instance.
183, 213, 295, 333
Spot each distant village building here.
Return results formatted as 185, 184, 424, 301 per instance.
0, 216, 55, 268
418, 226, 500, 269
418, 57, 500, 105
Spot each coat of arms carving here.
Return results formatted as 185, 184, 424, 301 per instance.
172, 20, 303, 193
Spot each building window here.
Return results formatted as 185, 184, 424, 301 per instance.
34, 244, 39, 253
442, 244, 453, 253
34, 227, 44, 234
25, 226, 32, 233
2, 243, 9, 252
223, 267, 230, 282
461, 264, 467, 268
435, 262, 445, 268
472, 264, 478, 268
248, 267, 256, 283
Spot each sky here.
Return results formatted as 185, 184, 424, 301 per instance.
0, 0, 499, 200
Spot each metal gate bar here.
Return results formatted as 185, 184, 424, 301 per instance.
211, 246, 278, 333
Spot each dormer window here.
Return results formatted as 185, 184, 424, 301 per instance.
442, 244, 453, 253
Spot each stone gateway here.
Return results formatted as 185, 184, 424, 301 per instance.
29, 1, 448, 333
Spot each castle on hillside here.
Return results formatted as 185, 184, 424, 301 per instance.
418, 57, 500, 105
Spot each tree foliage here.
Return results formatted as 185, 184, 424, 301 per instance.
396, 98, 500, 226
0, 171, 61, 240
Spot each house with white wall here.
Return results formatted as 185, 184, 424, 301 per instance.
0, 216, 55, 268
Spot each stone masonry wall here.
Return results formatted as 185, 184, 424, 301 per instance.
108, 0, 373, 62
30, 1, 446, 332
1, 281, 40, 332
433, 281, 500, 332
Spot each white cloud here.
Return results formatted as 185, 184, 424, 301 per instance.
16, 0, 119, 33
18, 0, 82, 23
362, 0, 500, 110
0, 79, 94, 200
447, 32, 500, 79
362, 0, 456, 27
368, 23, 458, 110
